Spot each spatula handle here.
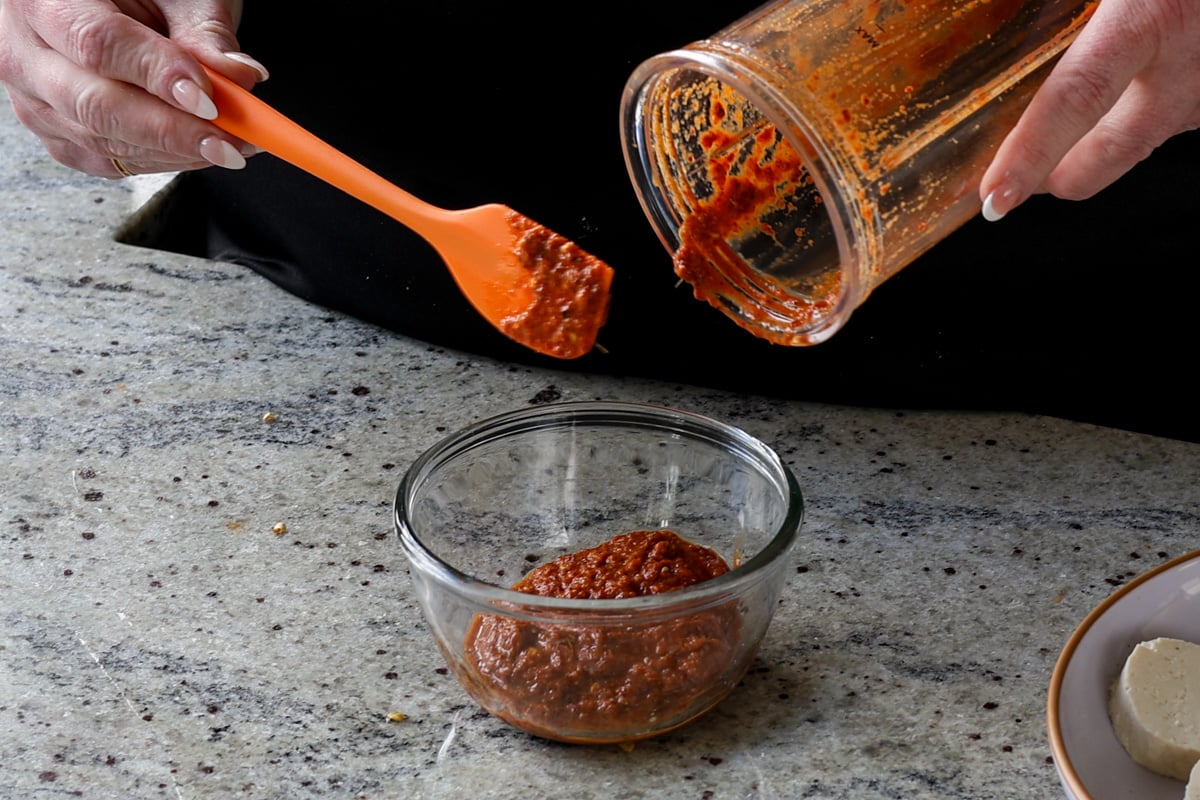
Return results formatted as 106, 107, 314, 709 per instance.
201, 66, 437, 232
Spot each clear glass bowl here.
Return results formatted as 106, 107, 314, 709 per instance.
393, 401, 804, 744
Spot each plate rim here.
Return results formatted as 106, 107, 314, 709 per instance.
1046, 546, 1200, 799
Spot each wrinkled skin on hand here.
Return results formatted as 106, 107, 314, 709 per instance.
981, 0, 1200, 219
0, 0, 265, 178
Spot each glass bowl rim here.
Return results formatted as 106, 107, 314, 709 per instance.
392, 400, 805, 614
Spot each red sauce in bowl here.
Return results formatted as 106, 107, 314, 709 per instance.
464, 529, 742, 742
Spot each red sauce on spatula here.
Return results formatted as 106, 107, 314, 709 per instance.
500, 213, 614, 360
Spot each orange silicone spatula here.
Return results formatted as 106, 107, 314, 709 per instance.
201, 67, 613, 359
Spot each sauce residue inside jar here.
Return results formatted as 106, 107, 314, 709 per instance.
664, 0, 1096, 345
672, 119, 842, 339
464, 529, 741, 741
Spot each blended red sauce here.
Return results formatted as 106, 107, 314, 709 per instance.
464, 529, 741, 741
500, 212, 613, 360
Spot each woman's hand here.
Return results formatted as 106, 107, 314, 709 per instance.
0, 0, 268, 179
980, 0, 1200, 220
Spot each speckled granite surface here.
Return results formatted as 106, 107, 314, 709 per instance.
3, 91, 1199, 800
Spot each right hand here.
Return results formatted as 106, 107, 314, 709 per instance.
980, 0, 1200, 220
0, 0, 268, 179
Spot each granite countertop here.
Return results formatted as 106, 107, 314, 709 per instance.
3, 92, 1199, 800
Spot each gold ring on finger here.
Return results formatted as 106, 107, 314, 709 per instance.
110, 157, 135, 178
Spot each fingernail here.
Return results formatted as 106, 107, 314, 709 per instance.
982, 185, 1021, 222
200, 136, 247, 170
982, 191, 1005, 222
239, 143, 263, 157
172, 78, 218, 120
223, 51, 270, 82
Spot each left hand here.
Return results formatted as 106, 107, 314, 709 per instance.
0, 0, 264, 179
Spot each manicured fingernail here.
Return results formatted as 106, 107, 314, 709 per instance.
200, 136, 247, 170
239, 143, 263, 157
223, 51, 270, 82
982, 191, 1005, 222
172, 78, 218, 120
982, 184, 1022, 222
